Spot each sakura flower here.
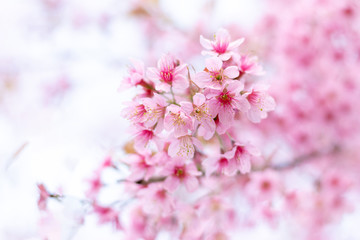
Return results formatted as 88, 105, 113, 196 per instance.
132, 124, 163, 152
164, 104, 193, 138
227, 143, 261, 174
85, 171, 102, 200
162, 158, 202, 192
245, 85, 276, 123
93, 203, 122, 230
194, 57, 239, 89
137, 183, 175, 216
200, 28, 244, 61
235, 54, 264, 76
123, 153, 156, 182
146, 54, 188, 91
123, 59, 145, 87
168, 135, 203, 159
207, 81, 250, 125
122, 93, 166, 129
181, 93, 216, 140
202, 151, 237, 176
37, 183, 50, 211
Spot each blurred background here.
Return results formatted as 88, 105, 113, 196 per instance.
1, 0, 360, 239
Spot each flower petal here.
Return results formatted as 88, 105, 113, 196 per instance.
200, 35, 213, 49
205, 57, 223, 72
224, 66, 239, 79
184, 177, 199, 192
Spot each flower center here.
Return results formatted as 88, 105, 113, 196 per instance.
160, 70, 173, 83
174, 166, 186, 178
218, 92, 232, 105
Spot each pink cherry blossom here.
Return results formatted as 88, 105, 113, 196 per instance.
122, 93, 166, 129
207, 81, 250, 125
162, 158, 202, 192
227, 143, 261, 174
146, 54, 188, 91
203, 151, 237, 176
137, 183, 175, 216
37, 184, 50, 211
235, 54, 264, 76
123, 58, 145, 87
194, 57, 239, 89
200, 28, 244, 61
133, 124, 163, 152
123, 153, 156, 182
168, 135, 203, 159
245, 85, 276, 123
164, 104, 193, 138
93, 203, 122, 230
181, 93, 216, 140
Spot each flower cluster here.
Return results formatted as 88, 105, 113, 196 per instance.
117, 28, 275, 238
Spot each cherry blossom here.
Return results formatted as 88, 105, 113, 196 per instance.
162, 158, 202, 192
164, 104, 193, 138
207, 81, 250, 125
200, 28, 245, 61
180, 93, 216, 140
194, 57, 239, 89
147, 54, 188, 91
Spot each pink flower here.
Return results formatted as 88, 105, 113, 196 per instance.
194, 57, 239, 89
203, 151, 237, 177
162, 158, 202, 192
200, 28, 244, 61
137, 183, 175, 216
207, 81, 250, 125
133, 124, 163, 152
164, 104, 193, 138
86, 172, 102, 200
123, 59, 145, 87
245, 85, 276, 123
147, 54, 188, 91
180, 93, 216, 140
37, 183, 50, 211
168, 135, 203, 159
235, 54, 264, 76
122, 94, 166, 129
123, 153, 156, 182
93, 203, 122, 230
227, 143, 261, 174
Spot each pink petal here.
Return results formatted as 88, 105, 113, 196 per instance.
180, 101, 193, 115
193, 93, 206, 106
215, 28, 230, 44
227, 80, 244, 93
247, 108, 261, 123
219, 52, 232, 61
233, 97, 250, 113
218, 107, 234, 125
173, 75, 189, 90
198, 124, 215, 140
223, 158, 237, 176
194, 72, 211, 88
200, 35, 213, 50
191, 137, 203, 152
174, 63, 187, 75
168, 139, 181, 157
201, 50, 218, 57
237, 155, 251, 174
205, 57, 223, 72
164, 176, 180, 192
263, 95, 276, 111
228, 38, 245, 50
146, 67, 160, 81
224, 66, 239, 79
184, 177, 199, 192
